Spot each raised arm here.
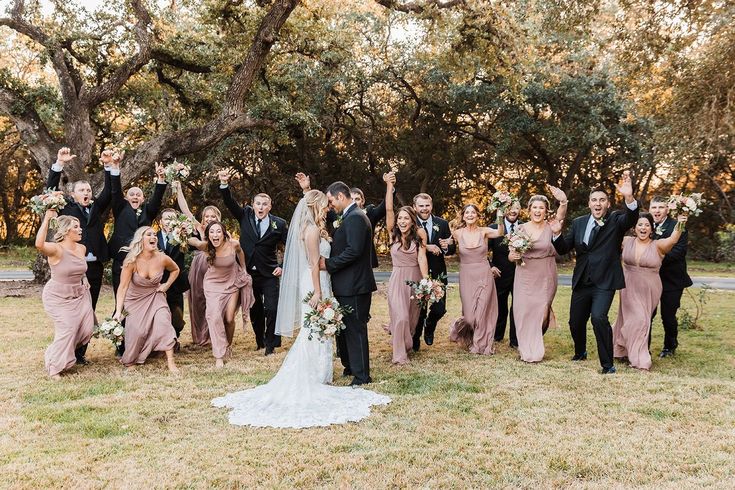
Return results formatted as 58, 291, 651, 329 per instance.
218, 169, 245, 221
417, 228, 429, 277
172, 181, 202, 227
145, 163, 168, 220
95, 149, 120, 213
295, 172, 311, 194
158, 255, 180, 293
656, 215, 687, 256
385, 173, 395, 234
113, 262, 134, 320
325, 217, 370, 273
547, 184, 569, 223
187, 236, 208, 251
486, 211, 505, 239
615, 170, 639, 231
35, 210, 61, 258
46, 147, 77, 191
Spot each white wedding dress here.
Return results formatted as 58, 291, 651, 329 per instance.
212, 238, 391, 428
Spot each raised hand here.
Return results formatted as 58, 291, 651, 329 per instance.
217, 169, 231, 185
295, 172, 311, 191
677, 213, 689, 223
383, 171, 396, 186
44, 209, 58, 221
614, 170, 634, 200
547, 184, 567, 203
155, 162, 166, 183
56, 147, 77, 167
100, 149, 114, 166
549, 218, 564, 235
110, 149, 125, 169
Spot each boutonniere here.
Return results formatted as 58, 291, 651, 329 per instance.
333, 216, 342, 229
594, 217, 605, 227
655, 224, 665, 236
432, 224, 440, 233
136, 208, 142, 218
271, 221, 277, 231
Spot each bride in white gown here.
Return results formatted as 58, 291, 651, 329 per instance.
212, 190, 391, 428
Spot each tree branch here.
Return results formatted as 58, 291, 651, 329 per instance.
0, 86, 56, 174
374, 0, 465, 13
151, 48, 213, 73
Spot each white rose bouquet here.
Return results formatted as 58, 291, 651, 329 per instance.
29, 188, 67, 215
93, 313, 127, 347
667, 193, 703, 230
487, 190, 519, 215
166, 213, 195, 250
503, 229, 533, 266
163, 159, 191, 183
302, 292, 352, 342
406, 274, 447, 309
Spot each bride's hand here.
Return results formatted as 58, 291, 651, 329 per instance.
309, 291, 322, 309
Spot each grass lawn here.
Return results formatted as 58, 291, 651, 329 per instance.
1, 286, 734, 488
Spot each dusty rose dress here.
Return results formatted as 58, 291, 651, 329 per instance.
384, 241, 423, 364
203, 254, 255, 359
449, 229, 498, 355
42, 249, 95, 376
188, 251, 210, 346
120, 271, 177, 366
613, 238, 662, 370
513, 224, 558, 362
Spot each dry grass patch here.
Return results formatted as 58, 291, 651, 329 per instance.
1, 288, 734, 488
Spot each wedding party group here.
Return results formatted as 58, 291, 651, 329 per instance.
34, 146, 696, 427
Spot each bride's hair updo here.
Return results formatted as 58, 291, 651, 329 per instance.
303, 190, 330, 241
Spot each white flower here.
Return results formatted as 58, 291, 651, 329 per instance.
332, 220, 340, 229
323, 308, 335, 321
113, 326, 124, 336
432, 225, 439, 232
685, 197, 696, 210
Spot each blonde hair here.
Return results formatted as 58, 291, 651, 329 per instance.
53, 216, 80, 242
303, 190, 330, 241
201, 205, 221, 221
253, 193, 271, 203
413, 193, 432, 204
122, 226, 158, 265
527, 195, 550, 210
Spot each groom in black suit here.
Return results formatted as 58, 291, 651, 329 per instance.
412, 193, 455, 350
551, 171, 639, 374
320, 181, 377, 386
649, 196, 693, 357
219, 170, 288, 355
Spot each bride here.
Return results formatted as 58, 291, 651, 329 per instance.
212, 190, 391, 428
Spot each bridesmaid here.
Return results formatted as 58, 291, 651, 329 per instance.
173, 181, 221, 346
113, 227, 180, 372
509, 186, 568, 363
613, 212, 687, 370
448, 205, 504, 355
189, 221, 255, 368
35, 211, 95, 380
384, 176, 429, 365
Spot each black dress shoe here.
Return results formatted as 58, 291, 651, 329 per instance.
659, 349, 675, 358
424, 333, 434, 346
342, 368, 352, 377
264, 346, 275, 356
349, 377, 372, 386
412, 338, 420, 352
173, 340, 181, 354
255, 345, 265, 351
75, 357, 90, 366
571, 352, 588, 361
601, 366, 617, 374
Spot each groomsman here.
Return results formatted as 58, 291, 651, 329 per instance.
108, 162, 167, 355
489, 201, 522, 348
414, 193, 455, 351
157, 209, 190, 344
649, 196, 693, 357
551, 172, 639, 374
45, 147, 115, 365
219, 170, 288, 355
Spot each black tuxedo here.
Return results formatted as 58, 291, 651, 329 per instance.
327, 199, 387, 268
157, 230, 190, 337
220, 185, 288, 350
553, 202, 639, 369
414, 215, 454, 347
108, 174, 167, 299
326, 203, 377, 384
46, 167, 113, 362
651, 216, 693, 351
489, 220, 521, 346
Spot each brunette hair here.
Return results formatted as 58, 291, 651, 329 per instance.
204, 221, 231, 265
391, 206, 423, 250
455, 204, 481, 229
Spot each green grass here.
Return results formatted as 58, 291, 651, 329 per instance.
0, 245, 36, 270
0, 288, 734, 487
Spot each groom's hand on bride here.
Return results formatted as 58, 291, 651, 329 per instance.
318, 257, 327, 270
272, 267, 283, 277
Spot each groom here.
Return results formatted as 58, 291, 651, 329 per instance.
320, 181, 377, 386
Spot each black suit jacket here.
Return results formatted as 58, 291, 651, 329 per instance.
220, 186, 287, 275
326, 204, 378, 296
46, 169, 112, 262
553, 203, 639, 290
489, 221, 522, 291
653, 216, 693, 291
417, 215, 455, 282
108, 174, 167, 257
157, 230, 190, 294
327, 199, 387, 268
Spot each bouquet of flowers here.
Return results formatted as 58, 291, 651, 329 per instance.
166, 213, 195, 249
667, 193, 704, 230
28, 188, 67, 215
93, 314, 126, 347
503, 229, 533, 266
302, 292, 352, 342
163, 159, 191, 183
487, 190, 519, 215
406, 274, 447, 309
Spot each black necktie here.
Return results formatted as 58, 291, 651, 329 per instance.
509, 222, 515, 234
589, 222, 601, 246
421, 221, 429, 240
256, 218, 262, 238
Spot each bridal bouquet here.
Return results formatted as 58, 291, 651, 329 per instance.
667, 193, 704, 230
166, 213, 195, 250
163, 159, 191, 183
503, 229, 533, 266
487, 190, 519, 215
406, 274, 447, 309
28, 188, 67, 215
302, 292, 351, 342
93, 314, 126, 348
